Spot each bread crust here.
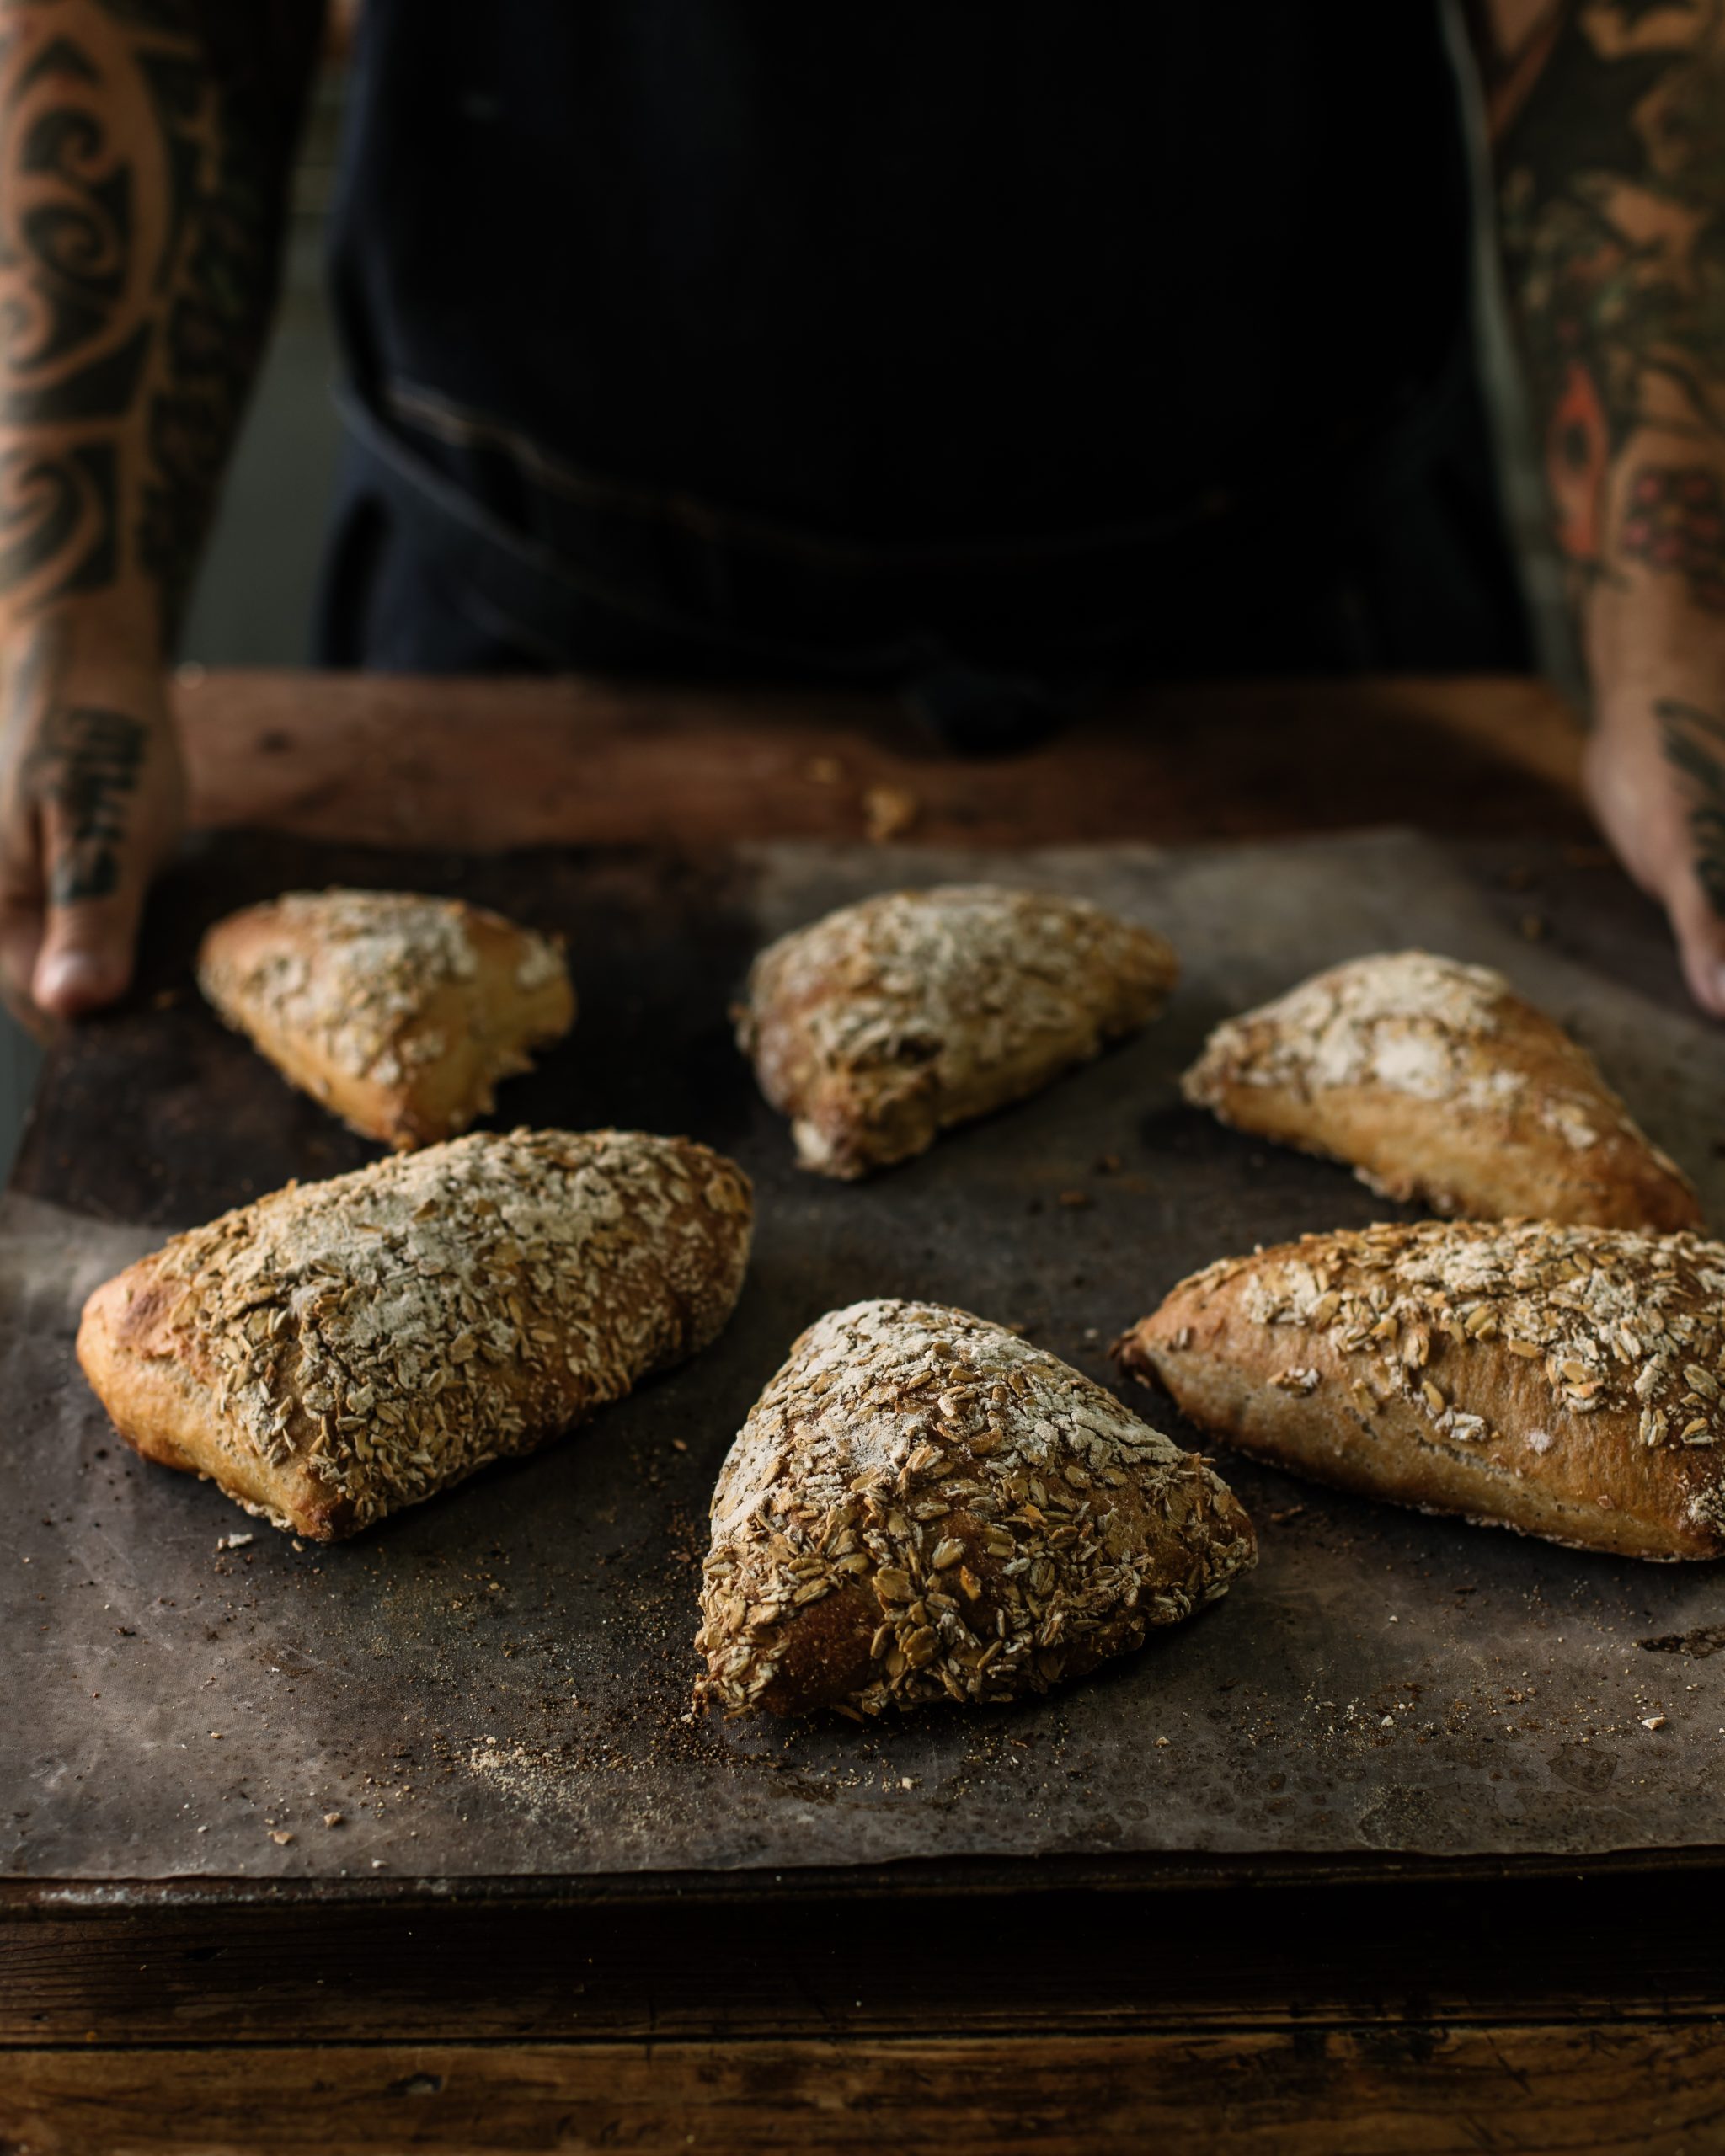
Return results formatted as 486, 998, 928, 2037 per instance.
735, 885, 1178, 1178
697, 1299, 1255, 1716
198, 889, 574, 1150
1183, 951, 1699, 1230
1114, 1220, 1725, 1561
77, 1129, 753, 1540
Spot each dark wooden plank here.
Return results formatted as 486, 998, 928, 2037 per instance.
4, 2027, 1722, 2154
5, 1871, 1725, 2047
171, 670, 1590, 851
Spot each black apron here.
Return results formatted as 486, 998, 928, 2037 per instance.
318, 3, 1530, 730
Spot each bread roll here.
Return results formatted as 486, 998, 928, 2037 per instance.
735, 885, 1178, 1178
198, 889, 574, 1150
1114, 1220, 1725, 1560
77, 1129, 753, 1540
1182, 950, 1699, 1230
697, 1299, 1255, 1716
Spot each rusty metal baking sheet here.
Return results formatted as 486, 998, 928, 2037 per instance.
8, 828, 1725, 1882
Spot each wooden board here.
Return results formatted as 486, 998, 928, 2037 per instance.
11, 1863, 1725, 2044
169, 669, 1592, 851
9, 830, 1724, 1893
6, 2025, 1724, 2154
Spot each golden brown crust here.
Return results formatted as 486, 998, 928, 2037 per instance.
77, 1129, 753, 1540
735, 885, 1178, 1178
1114, 1221, 1725, 1561
696, 1299, 1255, 1716
197, 889, 575, 1150
1182, 951, 1700, 1230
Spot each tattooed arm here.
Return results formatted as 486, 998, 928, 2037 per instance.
0, 0, 322, 1022
1479, 0, 1725, 1015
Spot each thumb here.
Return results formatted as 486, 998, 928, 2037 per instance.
34, 910, 135, 1017
31, 792, 147, 1017
1664, 873, 1725, 1022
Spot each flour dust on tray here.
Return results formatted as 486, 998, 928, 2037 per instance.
77, 1129, 753, 1539
697, 1299, 1255, 1716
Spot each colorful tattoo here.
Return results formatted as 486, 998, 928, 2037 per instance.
1621, 463, 1725, 611
1498, 1, 1725, 587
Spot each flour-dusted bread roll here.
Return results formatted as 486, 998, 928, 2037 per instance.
696, 1299, 1254, 1716
198, 889, 575, 1150
1182, 950, 1699, 1230
735, 885, 1178, 1178
77, 1129, 753, 1540
1114, 1220, 1725, 1561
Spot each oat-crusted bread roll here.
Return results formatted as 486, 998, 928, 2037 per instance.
198, 889, 574, 1150
77, 1129, 753, 1540
696, 1299, 1255, 1716
735, 885, 1178, 1178
1182, 950, 1698, 1230
1115, 1220, 1725, 1561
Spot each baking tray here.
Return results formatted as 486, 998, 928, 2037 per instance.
7, 829, 1724, 1883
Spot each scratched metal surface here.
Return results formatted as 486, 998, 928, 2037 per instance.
7, 829, 1725, 1884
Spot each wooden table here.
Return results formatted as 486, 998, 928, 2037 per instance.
173, 667, 1591, 852
8, 669, 1722, 2156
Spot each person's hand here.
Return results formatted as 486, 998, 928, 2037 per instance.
1585, 682, 1725, 1020
0, 646, 184, 1030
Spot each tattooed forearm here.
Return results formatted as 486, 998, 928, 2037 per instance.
0, 0, 322, 643
0, 440, 115, 593
24, 698, 142, 897
1657, 696, 1725, 912
1620, 463, 1725, 612
1498, 1, 1725, 592
133, 19, 295, 632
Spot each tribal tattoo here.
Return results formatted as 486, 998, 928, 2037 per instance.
1497, 0, 1725, 591
24, 697, 143, 898
1656, 695, 1725, 914
0, 0, 320, 640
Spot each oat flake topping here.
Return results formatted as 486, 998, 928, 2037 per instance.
740, 884, 1176, 1174
202, 889, 561, 1088
1186, 950, 1630, 1148
142, 1128, 751, 1533
1192, 1220, 1725, 1519
748, 884, 1167, 1075
697, 1299, 1252, 1716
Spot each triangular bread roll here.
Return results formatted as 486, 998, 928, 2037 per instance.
697, 1299, 1254, 1716
198, 889, 574, 1150
77, 1129, 753, 1540
1115, 1220, 1725, 1560
735, 885, 1177, 1178
1182, 950, 1698, 1230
